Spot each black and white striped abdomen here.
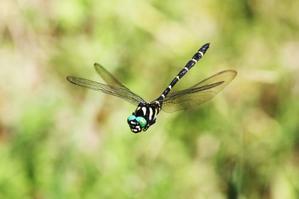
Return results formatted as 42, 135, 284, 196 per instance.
156, 43, 210, 102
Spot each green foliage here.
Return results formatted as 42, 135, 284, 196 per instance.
1, 0, 299, 198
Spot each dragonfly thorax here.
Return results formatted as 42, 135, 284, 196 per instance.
127, 102, 160, 133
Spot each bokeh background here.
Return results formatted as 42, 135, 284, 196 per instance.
1, 0, 299, 198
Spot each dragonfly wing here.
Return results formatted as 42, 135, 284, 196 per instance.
66, 76, 145, 106
94, 63, 126, 87
161, 70, 237, 112
93, 63, 146, 104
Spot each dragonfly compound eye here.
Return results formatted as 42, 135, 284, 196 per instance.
136, 117, 147, 128
127, 115, 142, 133
127, 115, 136, 122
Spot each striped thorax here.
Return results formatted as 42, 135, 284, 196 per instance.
127, 102, 161, 133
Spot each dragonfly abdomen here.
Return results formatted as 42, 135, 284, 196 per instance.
156, 43, 210, 102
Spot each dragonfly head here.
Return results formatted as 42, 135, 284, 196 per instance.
127, 114, 147, 133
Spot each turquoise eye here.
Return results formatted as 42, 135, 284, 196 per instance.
136, 117, 147, 128
127, 115, 136, 121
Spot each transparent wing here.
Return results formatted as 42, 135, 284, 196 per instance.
94, 63, 126, 88
66, 76, 145, 106
93, 63, 146, 103
161, 70, 237, 112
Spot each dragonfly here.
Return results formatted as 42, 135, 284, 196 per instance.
67, 43, 237, 133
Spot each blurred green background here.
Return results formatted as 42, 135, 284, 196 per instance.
1, 0, 299, 198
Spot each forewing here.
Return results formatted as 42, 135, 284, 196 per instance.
162, 70, 237, 112
94, 63, 126, 87
93, 63, 146, 104
66, 76, 144, 106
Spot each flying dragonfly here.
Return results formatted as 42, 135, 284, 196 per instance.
67, 43, 237, 133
